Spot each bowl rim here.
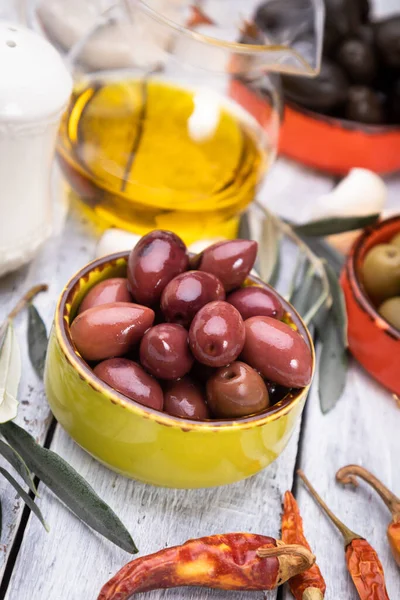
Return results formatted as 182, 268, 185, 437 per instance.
54, 251, 315, 432
348, 214, 400, 341
285, 100, 400, 134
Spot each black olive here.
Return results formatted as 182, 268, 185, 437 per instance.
388, 79, 400, 124
325, 0, 365, 38
254, 0, 313, 42
355, 24, 374, 46
345, 86, 385, 124
336, 38, 377, 85
374, 16, 400, 69
282, 58, 349, 112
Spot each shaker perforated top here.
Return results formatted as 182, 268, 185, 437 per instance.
0, 22, 72, 121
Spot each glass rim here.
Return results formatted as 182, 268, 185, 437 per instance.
131, 0, 321, 75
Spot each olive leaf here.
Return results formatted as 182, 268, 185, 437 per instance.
290, 266, 317, 317
0, 466, 48, 531
268, 239, 281, 288
0, 322, 21, 423
259, 211, 281, 283
318, 312, 349, 414
299, 235, 344, 276
292, 213, 379, 237
0, 439, 38, 496
27, 304, 48, 380
0, 421, 137, 554
324, 262, 348, 348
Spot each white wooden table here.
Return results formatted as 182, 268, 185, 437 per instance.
0, 156, 398, 600
1, 3, 400, 599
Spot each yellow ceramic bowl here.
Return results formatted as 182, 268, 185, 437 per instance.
45, 252, 314, 488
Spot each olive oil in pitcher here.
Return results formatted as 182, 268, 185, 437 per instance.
57, 76, 270, 243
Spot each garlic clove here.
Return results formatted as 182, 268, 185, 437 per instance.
310, 168, 387, 221
95, 229, 141, 259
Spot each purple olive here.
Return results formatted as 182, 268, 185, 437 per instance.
161, 271, 225, 327
140, 323, 194, 380
189, 301, 245, 367
164, 377, 210, 420
127, 230, 189, 306
227, 286, 284, 321
196, 240, 258, 292
93, 358, 163, 410
70, 302, 154, 362
78, 278, 132, 314
242, 316, 313, 388
206, 361, 269, 418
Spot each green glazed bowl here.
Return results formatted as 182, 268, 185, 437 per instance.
45, 252, 314, 488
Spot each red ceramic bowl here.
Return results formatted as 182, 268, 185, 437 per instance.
280, 102, 400, 175
341, 216, 400, 395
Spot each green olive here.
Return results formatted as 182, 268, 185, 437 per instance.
390, 232, 400, 248
361, 244, 400, 303
378, 297, 400, 330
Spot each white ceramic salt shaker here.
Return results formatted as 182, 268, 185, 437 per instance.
0, 22, 72, 277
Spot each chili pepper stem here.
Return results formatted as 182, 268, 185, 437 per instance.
302, 589, 324, 600
257, 542, 315, 567
7, 284, 48, 321
297, 470, 362, 547
336, 465, 400, 520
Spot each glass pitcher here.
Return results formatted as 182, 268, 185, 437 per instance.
33, 0, 324, 243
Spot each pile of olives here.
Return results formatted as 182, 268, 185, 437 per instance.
70, 230, 312, 421
361, 232, 400, 330
255, 0, 400, 125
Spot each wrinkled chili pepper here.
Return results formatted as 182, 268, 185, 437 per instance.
98, 533, 315, 600
282, 491, 326, 600
337, 464, 400, 567
298, 470, 390, 600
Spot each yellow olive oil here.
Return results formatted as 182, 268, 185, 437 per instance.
57, 76, 269, 243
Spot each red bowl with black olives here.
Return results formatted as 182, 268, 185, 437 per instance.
45, 231, 315, 487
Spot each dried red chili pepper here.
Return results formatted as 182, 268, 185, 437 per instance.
298, 470, 390, 600
282, 491, 326, 600
337, 464, 400, 567
98, 533, 315, 600
186, 5, 214, 28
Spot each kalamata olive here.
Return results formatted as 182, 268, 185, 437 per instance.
189, 301, 245, 367
196, 240, 257, 292
242, 316, 312, 388
375, 17, 400, 69
266, 381, 288, 404
336, 38, 377, 85
70, 302, 155, 362
164, 377, 210, 420
391, 232, 400, 248
361, 244, 400, 303
140, 323, 193, 380
93, 358, 163, 410
378, 297, 400, 330
282, 59, 349, 112
78, 278, 132, 314
206, 362, 269, 418
127, 230, 188, 306
161, 271, 225, 327
345, 86, 385, 124
254, 0, 313, 43
227, 287, 283, 321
